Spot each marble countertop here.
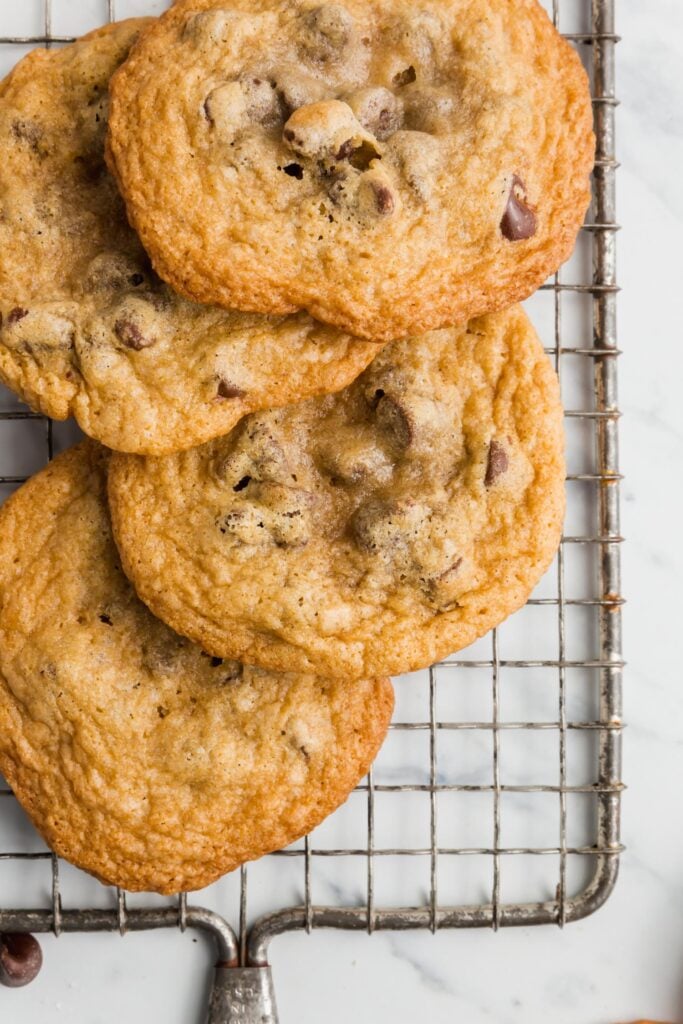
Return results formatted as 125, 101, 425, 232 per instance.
2, 2, 682, 1022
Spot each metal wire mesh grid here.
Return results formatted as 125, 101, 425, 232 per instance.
0, 0, 621, 999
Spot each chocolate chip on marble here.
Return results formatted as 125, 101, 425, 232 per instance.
217, 379, 246, 399
485, 440, 509, 486
501, 176, 537, 241
7, 307, 28, 326
393, 66, 417, 87
0, 933, 43, 988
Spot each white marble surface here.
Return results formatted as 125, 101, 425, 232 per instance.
1, 2, 682, 1022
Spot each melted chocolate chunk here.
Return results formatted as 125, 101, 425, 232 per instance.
7, 307, 29, 326
374, 185, 395, 215
114, 318, 153, 351
336, 139, 355, 161
501, 176, 537, 241
393, 66, 416, 87
485, 440, 509, 486
217, 380, 246, 400
0, 933, 43, 988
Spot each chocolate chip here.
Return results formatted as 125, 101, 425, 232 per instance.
283, 128, 296, 142
374, 185, 395, 215
393, 66, 416, 87
485, 440, 509, 486
336, 139, 355, 161
7, 307, 28, 326
210, 656, 223, 667
501, 176, 537, 241
217, 380, 246, 400
233, 475, 251, 492
99, 613, 113, 625
129, 273, 145, 287
0, 933, 43, 988
283, 162, 304, 179
376, 395, 412, 447
114, 318, 153, 351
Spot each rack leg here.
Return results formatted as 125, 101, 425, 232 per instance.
206, 965, 279, 1024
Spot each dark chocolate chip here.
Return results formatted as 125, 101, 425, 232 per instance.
501, 176, 537, 241
283, 162, 304, 179
210, 656, 223, 667
336, 139, 355, 161
114, 318, 153, 351
99, 614, 113, 625
7, 307, 29, 326
0, 933, 43, 988
233, 475, 252, 492
129, 273, 145, 287
374, 185, 395, 215
217, 380, 246, 400
393, 66, 416, 87
485, 440, 509, 486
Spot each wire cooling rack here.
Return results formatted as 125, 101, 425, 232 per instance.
0, 1, 621, 1020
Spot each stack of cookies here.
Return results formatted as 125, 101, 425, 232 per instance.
0, 2, 594, 894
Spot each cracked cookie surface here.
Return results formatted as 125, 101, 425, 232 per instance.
107, 0, 594, 341
109, 305, 565, 680
0, 443, 393, 893
0, 20, 380, 454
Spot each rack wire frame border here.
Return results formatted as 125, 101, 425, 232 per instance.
0, 0, 621, 990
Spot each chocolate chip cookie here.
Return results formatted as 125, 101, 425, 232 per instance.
109, 305, 565, 680
0, 443, 393, 893
107, 0, 594, 341
0, 21, 380, 455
